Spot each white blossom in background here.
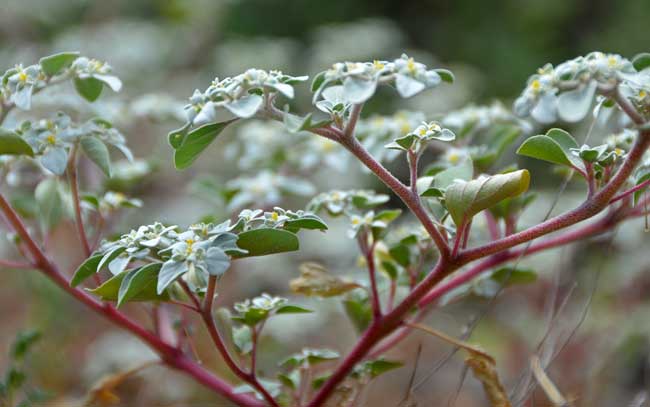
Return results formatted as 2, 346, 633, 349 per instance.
214, 37, 300, 76
307, 19, 405, 73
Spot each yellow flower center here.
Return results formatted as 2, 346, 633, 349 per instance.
320, 139, 336, 152
18, 72, 28, 83
531, 79, 541, 92
448, 152, 460, 164
271, 211, 279, 221
373, 60, 385, 70
406, 58, 416, 73
185, 239, 195, 254
639, 90, 647, 99
46, 134, 56, 145
607, 56, 618, 67
351, 217, 360, 225
418, 128, 427, 136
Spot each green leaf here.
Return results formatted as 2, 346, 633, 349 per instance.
517, 128, 583, 170
342, 291, 372, 333
97, 247, 126, 274
284, 215, 328, 232
89, 267, 170, 302
234, 228, 299, 257
386, 134, 417, 151
490, 267, 537, 285
435, 68, 455, 83
233, 325, 253, 355
283, 107, 332, 133
174, 120, 235, 170
34, 177, 64, 232
0, 131, 34, 157
311, 71, 327, 92
168, 123, 191, 149
434, 157, 474, 189
157, 260, 188, 294
39, 52, 79, 76
445, 169, 531, 226
275, 305, 313, 315
374, 209, 401, 223
634, 166, 650, 205
353, 359, 403, 379
472, 125, 522, 170
80, 136, 111, 177
11, 330, 41, 360
633, 53, 650, 72
117, 263, 163, 307
74, 77, 103, 102
70, 254, 103, 287
389, 244, 411, 267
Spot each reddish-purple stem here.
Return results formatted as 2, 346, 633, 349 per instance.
0, 192, 264, 407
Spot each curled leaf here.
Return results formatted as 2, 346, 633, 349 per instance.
445, 169, 531, 226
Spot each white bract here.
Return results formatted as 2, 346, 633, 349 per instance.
312, 54, 446, 106
185, 69, 308, 125
514, 52, 638, 124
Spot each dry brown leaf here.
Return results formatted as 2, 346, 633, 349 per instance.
290, 262, 361, 297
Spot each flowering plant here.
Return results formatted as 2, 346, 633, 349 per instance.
1, 49, 649, 407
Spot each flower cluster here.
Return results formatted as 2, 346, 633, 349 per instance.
225, 170, 315, 211
230, 207, 327, 234
385, 120, 455, 153
313, 54, 451, 105
3, 64, 46, 110
513, 51, 637, 123
1, 53, 121, 111
356, 111, 426, 164
232, 294, 288, 326
16, 113, 131, 175
225, 120, 348, 172
307, 190, 389, 216
441, 102, 532, 137
185, 69, 308, 125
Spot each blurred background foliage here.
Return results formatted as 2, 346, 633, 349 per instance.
1, 0, 650, 406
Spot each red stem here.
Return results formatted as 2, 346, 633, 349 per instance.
459, 132, 650, 264
0, 259, 33, 269
609, 177, 650, 204
362, 237, 382, 318
339, 136, 450, 259
308, 113, 649, 406
68, 146, 92, 258
0, 192, 264, 407
202, 276, 280, 407
484, 212, 501, 240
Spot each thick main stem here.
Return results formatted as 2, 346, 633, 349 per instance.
308, 115, 649, 406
